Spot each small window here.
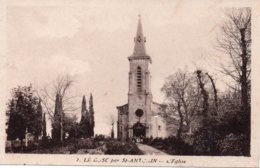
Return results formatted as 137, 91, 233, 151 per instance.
158, 125, 161, 131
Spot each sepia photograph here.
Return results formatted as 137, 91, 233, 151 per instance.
0, 0, 259, 167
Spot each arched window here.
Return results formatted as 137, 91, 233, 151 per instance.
137, 66, 142, 92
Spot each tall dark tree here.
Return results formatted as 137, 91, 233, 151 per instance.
35, 99, 43, 140
51, 93, 62, 142
42, 112, 47, 140
79, 95, 91, 138
89, 93, 95, 137
6, 99, 19, 141
111, 122, 114, 139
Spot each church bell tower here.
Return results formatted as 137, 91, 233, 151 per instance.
127, 15, 153, 138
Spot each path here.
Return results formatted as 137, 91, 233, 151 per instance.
137, 143, 168, 155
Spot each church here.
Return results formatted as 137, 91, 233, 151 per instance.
117, 16, 168, 141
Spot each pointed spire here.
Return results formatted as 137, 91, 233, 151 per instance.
82, 95, 86, 105
133, 14, 146, 56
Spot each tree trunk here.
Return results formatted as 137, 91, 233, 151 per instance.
240, 28, 250, 156
177, 101, 183, 140
197, 70, 209, 126
187, 121, 192, 134
240, 28, 249, 117
206, 73, 218, 116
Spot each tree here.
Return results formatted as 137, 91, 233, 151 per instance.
109, 114, 116, 139
42, 112, 47, 140
161, 70, 201, 137
6, 85, 39, 151
89, 93, 95, 137
39, 74, 78, 144
217, 8, 251, 134
35, 99, 43, 140
51, 93, 62, 142
63, 115, 79, 139
217, 8, 251, 155
196, 70, 209, 126
79, 95, 91, 138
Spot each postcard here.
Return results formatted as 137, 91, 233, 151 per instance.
0, 0, 259, 167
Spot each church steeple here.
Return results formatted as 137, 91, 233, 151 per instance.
133, 15, 146, 56
129, 15, 151, 63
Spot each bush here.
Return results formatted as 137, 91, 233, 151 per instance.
192, 127, 219, 155
149, 136, 193, 155
77, 138, 96, 149
216, 133, 249, 156
94, 134, 106, 141
105, 140, 143, 155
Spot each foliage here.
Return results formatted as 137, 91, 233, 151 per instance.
63, 115, 80, 139
6, 85, 40, 143
94, 134, 106, 141
147, 136, 193, 155
216, 133, 249, 156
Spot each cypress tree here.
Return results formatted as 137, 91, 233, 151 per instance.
7, 99, 17, 141
89, 93, 95, 137
15, 94, 27, 150
80, 95, 90, 138
52, 94, 61, 142
35, 99, 43, 140
111, 123, 114, 138
42, 112, 47, 140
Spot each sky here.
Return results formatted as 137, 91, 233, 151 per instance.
2, 0, 249, 136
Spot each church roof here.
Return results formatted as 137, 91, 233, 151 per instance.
117, 104, 128, 115
152, 101, 167, 108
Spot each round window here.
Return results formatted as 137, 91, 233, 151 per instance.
135, 109, 144, 117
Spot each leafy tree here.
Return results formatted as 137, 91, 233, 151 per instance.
6, 85, 39, 151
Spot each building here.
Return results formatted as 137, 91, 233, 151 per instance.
117, 16, 168, 141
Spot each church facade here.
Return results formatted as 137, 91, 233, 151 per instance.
117, 16, 168, 141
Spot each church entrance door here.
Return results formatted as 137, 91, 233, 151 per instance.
133, 122, 146, 138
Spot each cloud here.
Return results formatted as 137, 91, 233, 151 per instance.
8, 6, 81, 38
6, 54, 91, 84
